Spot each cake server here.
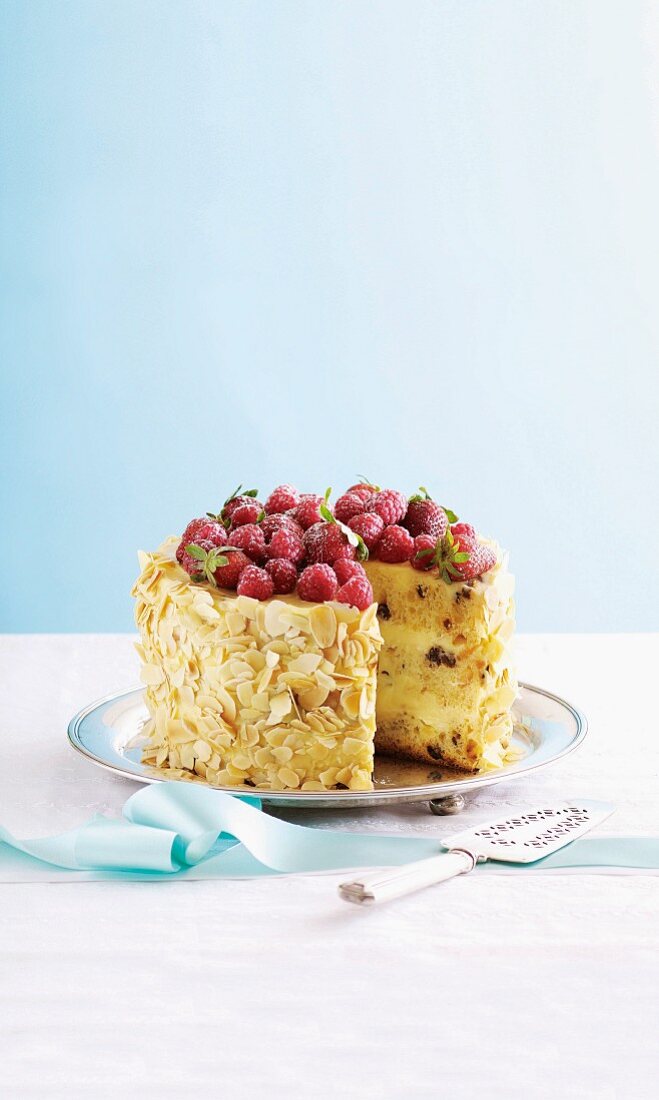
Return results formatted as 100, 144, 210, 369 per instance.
338, 800, 614, 905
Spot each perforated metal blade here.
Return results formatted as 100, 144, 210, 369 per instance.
443, 800, 614, 864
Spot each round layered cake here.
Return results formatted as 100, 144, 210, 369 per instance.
132, 482, 517, 791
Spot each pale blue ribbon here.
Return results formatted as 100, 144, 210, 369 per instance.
1, 784, 658, 880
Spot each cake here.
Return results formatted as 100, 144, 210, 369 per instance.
365, 556, 516, 771
132, 482, 517, 791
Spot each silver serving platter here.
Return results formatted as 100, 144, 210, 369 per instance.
67, 682, 587, 813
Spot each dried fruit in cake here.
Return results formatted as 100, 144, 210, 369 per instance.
372, 489, 408, 526
403, 488, 448, 539
333, 559, 368, 585
267, 527, 305, 563
297, 563, 339, 602
347, 511, 384, 551
265, 558, 298, 594
227, 523, 267, 563
236, 564, 275, 600
264, 484, 300, 514
336, 574, 374, 611
376, 524, 415, 563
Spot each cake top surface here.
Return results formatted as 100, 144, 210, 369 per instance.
168, 480, 503, 611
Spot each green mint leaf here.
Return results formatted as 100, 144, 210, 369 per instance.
319, 503, 335, 524
333, 518, 369, 560
209, 554, 228, 569
355, 536, 369, 561
186, 544, 207, 561
223, 484, 242, 507
245, 488, 259, 498
206, 511, 229, 526
357, 475, 380, 491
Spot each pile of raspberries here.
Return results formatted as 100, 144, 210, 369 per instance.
175, 482, 495, 609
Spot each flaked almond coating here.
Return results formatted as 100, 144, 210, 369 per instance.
132, 539, 383, 792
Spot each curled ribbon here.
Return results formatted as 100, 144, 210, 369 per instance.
1, 784, 658, 881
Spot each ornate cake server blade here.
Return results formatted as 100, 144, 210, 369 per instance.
338, 800, 614, 905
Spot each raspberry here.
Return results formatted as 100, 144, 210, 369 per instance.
222, 489, 262, 523
230, 501, 263, 527
336, 574, 374, 611
292, 494, 326, 530
176, 518, 225, 563
432, 526, 493, 582
452, 541, 497, 580
347, 481, 379, 500
297, 563, 338, 602
450, 525, 477, 557
348, 511, 384, 551
372, 489, 407, 526
411, 534, 437, 571
334, 491, 368, 524
264, 484, 300, 514
265, 558, 298, 594
261, 513, 304, 541
228, 523, 267, 563
212, 549, 251, 590
267, 528, 305, 563
349, 488, 375, 506
303, 521, 356, 565
376, 524, 414, 563
236, 564, 275, 600
178, 537, 218, 579
451, 522, 476, 542
404, 495, 448, 539
333, 559, 367, 586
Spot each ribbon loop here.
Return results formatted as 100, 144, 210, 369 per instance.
1, 785, 658, 881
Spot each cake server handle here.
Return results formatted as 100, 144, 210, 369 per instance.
338, 848, 477, 905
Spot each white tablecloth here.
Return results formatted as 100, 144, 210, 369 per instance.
1, 634, 657, 1099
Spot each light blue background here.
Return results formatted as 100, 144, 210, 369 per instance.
2, 1, 658, 633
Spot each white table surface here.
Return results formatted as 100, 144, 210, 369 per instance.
1, 633, 658, 1100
